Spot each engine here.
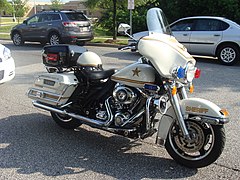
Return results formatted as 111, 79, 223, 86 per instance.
112, 85, 139, 126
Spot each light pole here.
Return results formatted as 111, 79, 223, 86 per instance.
128, 0, 134, 36
12, 1, 16, 22
34, 0, 36, 14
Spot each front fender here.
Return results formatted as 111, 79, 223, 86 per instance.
180, 98, 229, 124
156, 98, 229, 146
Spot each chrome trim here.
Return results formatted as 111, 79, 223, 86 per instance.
32, 98, 113, 127
170, 87, 190, 139
189, 115, 229, 125
121, 109, 145, 127
145, 97, 152, 131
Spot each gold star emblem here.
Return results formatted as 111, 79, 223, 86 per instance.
132, 67, 141, 77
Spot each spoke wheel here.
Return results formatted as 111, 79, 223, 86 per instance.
218, 44, 239, 65
165, 120, 225, 168
49, 33, 61, 45
51, 112, 82, 129
12, 32, 24, 46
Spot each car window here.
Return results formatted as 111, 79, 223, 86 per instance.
38, 14, 61, 22
27, 15, 40, 24
65, 13, 87, 21
171, 19, 194, 31
194, 19, 227, 31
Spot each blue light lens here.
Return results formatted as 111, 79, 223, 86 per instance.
177, 67, 185, 78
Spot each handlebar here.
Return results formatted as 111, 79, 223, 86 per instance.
118, 43, 137, 51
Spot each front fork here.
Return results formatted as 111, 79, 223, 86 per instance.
169, 84, 191, 139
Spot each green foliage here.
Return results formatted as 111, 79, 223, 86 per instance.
0, 0, 13, 14
13, 0, 29, 23
50, 0, 62, 10
86, 0, 240, 36
159, 0, 240, 24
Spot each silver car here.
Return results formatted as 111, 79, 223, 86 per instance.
170, 16, 240, 65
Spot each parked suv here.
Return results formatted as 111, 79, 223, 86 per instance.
11, 10, 94, 46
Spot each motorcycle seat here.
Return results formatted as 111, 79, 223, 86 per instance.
82, 68, 116, 81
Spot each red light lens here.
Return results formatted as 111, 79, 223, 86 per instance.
195, 68, 201, 78
47, 54, 58, 61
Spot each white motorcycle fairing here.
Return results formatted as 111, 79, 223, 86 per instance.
138, 34, 196, 79
156, 98, 229, 146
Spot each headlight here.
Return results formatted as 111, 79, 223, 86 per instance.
175, 62, 201, 82
3, 47, 11, 60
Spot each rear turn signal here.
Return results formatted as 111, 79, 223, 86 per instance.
195, 68, 201, 78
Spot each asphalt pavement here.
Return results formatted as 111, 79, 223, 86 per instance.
0, 40, 239, 180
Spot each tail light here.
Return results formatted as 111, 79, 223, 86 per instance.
62, 22, 77, 27
47, 54, 58, 61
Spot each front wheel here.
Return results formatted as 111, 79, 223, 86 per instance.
12, 32, 24, 46
165, 120, 225, 168
51, 112, 82, 129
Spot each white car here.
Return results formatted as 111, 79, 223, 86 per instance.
170, 16, 240, 65
0, 44, 15, 84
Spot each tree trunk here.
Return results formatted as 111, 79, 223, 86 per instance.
112, 0, 117, 40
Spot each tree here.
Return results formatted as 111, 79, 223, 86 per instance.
85, 0, 158, 39
0, 0, 13, 14
51, 0, 62, 10
13, 0, 29, 23
85, 0, 120, 40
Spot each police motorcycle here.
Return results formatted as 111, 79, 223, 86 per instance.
27, 8, 229, 168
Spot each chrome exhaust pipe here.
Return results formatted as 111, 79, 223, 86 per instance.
32, 101, 107, 127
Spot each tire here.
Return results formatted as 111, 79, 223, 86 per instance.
48, 33, 61, 45
12, 32, 24, 46
165, 120, 226, 168
217, 44, 240, 65
51, 112, 82, 129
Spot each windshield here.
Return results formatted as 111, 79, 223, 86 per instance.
65, 13, 88, 21
146, 8, 172, 35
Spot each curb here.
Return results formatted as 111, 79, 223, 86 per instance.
0, 38, 123, 48
86, 42, 122, 48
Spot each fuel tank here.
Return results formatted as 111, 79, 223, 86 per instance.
111, 62, 156, 88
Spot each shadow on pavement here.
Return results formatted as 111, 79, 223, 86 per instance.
0, 113, 197, 179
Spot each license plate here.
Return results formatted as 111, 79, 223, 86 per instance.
43, 79, 55, 86
80, 27, 89, 32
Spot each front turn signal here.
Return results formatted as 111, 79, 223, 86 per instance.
172, 86, 177, 95
189, 84, 194, 93
220, 109, 229, 116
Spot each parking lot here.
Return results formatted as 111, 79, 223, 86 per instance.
0, 40, 239, 179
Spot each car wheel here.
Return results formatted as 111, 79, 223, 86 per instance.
12, 32, 24, 46
217, 44, 240, 65
49, 33, 61, 45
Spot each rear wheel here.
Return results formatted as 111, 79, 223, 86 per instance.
49, 33, 61, 45
165, 120, 225, 168
51, 112, 82, 129
217, 44, 239, 65
12, 32, 24, 46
